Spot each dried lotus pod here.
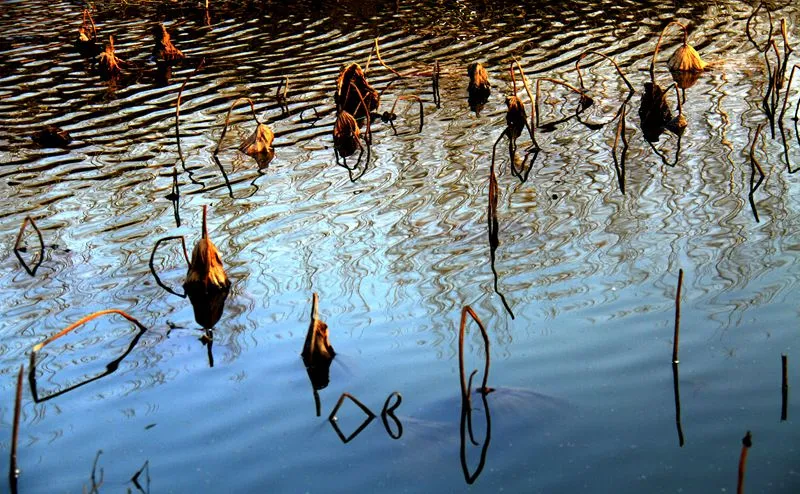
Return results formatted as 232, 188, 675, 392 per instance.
505, 95, 527, 139
239, 123, 275, 167
97, 35, 122, 80
184, 207, 230, 329
668, 43, 707, 73
302, 293, 335, 368
335, 63, 378, 119
467, 62, 491, 111
183, 206, 230, 296
333, 111, 361, 158
639, 81, 673, 142
152, 23, 184, 62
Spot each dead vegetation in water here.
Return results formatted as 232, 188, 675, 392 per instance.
152, 23, 184, 62
76, 9, 99, 57
9, 365, 23, 494
215, 97, 275, 168
97, 35, 123, 80
467, 62, 491, 113
31, 125, 72, 148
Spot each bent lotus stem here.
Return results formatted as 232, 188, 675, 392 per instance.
347, 82, 372, 144
779, 64, 799, 121
746, 1, 773, 53
13, 215, 44, 256
372, 37, 402, 78
650, 21, 689, 81
781, 19, 793, 55
389, 95, 424, 133
534, 77, 590, 126
215, 97, 261, 155
576, 50, 634, 93
737, 431, 752, 494
82, 9, 97, 39
31, 310, 146, 354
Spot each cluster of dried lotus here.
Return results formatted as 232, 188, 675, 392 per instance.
75, 9, 184, 81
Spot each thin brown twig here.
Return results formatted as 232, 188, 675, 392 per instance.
576, 50, 634, 93
373, 38, 402, 78
389, 94, 424, 133
13, 215, 45, 276
779, 64, 799, 122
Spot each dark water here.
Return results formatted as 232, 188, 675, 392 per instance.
1, 0, 799, 492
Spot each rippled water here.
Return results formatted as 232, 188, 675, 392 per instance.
1, 0, 799, 492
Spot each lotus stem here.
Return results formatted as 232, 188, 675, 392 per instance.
737, 431, 752, 494
672, 269, 683, 364
651, 21, 689, 80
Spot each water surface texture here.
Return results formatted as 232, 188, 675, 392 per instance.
1, 0, 799, 492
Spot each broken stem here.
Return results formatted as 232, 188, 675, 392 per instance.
373, 37, 402, 78
781, 354, 788, 421
389, 94, 424, 133
31, 310, 146, 354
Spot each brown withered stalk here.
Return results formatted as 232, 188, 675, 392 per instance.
152, 23, 184, 62
97, 35, 123, 80
737, 431, 753, 494
781, 355, 788, 421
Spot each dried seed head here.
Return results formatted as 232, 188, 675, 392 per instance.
335, 63, 379, 118
302, 294, 336, 368
468, 62, 490, 91
185, 237, 229, 292
668, 43, 707, 72
152, 23, 184, 62
333, 111, 361, 158
97, 36, 122, 80
505, 95, 527, 138
239, 123, 274, 156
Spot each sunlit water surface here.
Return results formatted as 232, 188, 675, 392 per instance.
1, 0, 799, 492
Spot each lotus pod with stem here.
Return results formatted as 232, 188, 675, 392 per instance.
302, 293, 335, 368
335, 63, 379, 119
333, 111, 361, 158
184, 205, 229, 296
216, 97, 275, 166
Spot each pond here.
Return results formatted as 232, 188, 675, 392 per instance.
1, 0, 799, 492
